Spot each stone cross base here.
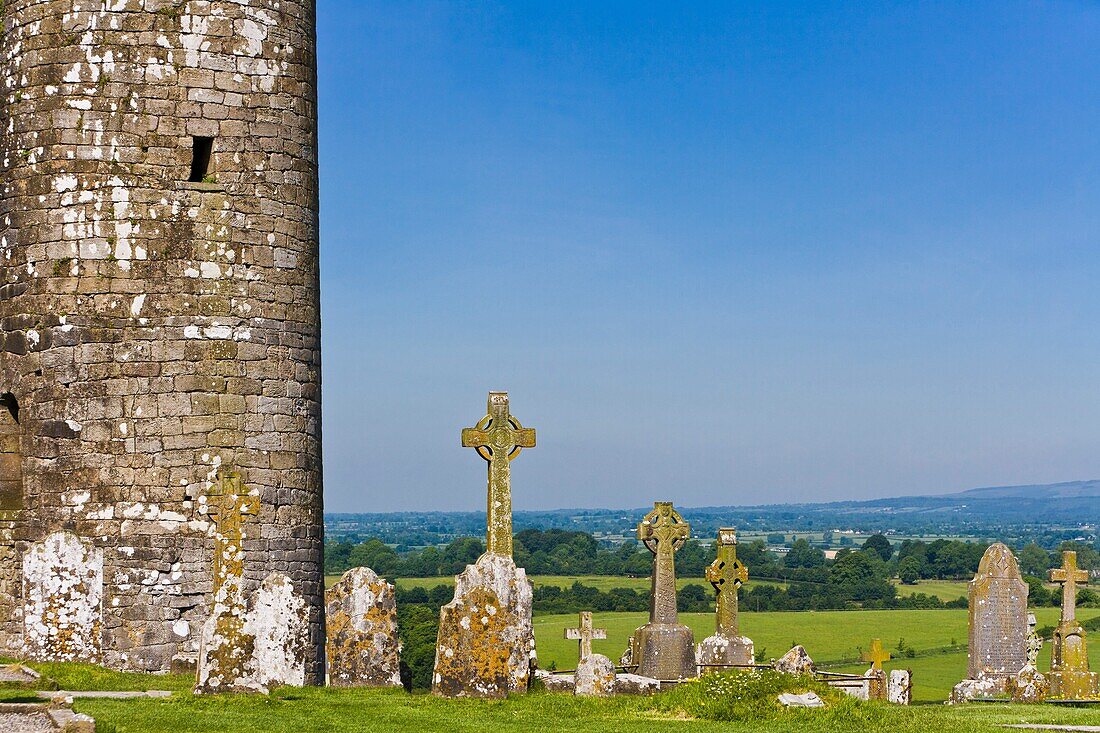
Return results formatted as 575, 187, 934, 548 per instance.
628, 622, 697, 681
696, 633, 754, 669
574, 654, 616, 696
432, 554, 535, 698
1049, 669, 1100, 700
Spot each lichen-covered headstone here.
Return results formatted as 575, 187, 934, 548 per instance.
245, 572, 309, 688
195, 471, 262, 694
697, 528, 754, 670
966, 542, 1028, 680
1047, 551, 1099, 699
325, 567, 402, 688
22, 531, 103, 663
861, 638, 890, 700
432, 553, 535, 698
888, 670, 912, 705
432, 393, 537, 698
625, 502, 697, 681
774, 645, 815, 676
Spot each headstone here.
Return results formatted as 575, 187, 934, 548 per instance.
697, 528, 754, 670
778, 691, 824, 708
861, 638, 890, 700
774, 645, 815, 676
195, 470, 262, 694
966, 542, 1028, 680
1047, 551, 1099, 699
244, 572, 309, 689
566, 612, 614, 696
612, 673, 661, 695
432, 393, 537, 698
888, 669, 912, 705
325, 567, 402, 688
624, 502, 697, 681
22, 531, 103, 663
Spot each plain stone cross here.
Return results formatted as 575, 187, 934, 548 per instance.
204, 469, 259, 592
461, 392, 536, 557
1050, 551, 1089, 623
565, 611, 607, 661
706, 528, 748, 637
862, 638, 890, 672
638, 502, 691, 625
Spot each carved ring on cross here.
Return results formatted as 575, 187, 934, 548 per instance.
471, 413, 531, 463
639, 503, 689, 555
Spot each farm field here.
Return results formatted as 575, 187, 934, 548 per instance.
534, 606, 1100, 703
891, 579, 969, 601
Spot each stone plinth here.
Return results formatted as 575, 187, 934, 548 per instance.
629, 623, 696, 681
432, 553, 535, 698
1008, 664, 1048, 703
325, 567, 402, 688
697, 634, 754, 671
574, 653, 616, 697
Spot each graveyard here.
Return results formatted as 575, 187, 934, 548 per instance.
2, 1, 1099, 731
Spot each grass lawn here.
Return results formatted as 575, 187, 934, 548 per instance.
891, 579, 969, 602
47, 683, 1100, 733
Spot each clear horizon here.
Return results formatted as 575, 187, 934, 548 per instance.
317, 2, 1100, 513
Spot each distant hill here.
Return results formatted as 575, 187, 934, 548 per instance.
326, 480, 1100, 545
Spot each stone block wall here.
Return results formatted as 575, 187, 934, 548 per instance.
0, 0, 323, 679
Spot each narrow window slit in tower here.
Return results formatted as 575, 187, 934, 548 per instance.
0, 392, 22, 511
189, 136, 215, 182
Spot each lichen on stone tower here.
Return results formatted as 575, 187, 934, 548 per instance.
0, 0, 324, 679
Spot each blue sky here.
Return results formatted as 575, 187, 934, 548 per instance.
317, 1, 1100, 512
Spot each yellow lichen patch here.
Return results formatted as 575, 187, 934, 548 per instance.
432, 585, 513, 699
325, 567, 401, 688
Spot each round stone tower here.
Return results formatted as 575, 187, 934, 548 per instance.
0, 0, 323, 678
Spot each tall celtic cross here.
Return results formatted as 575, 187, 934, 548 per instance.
706, 528, 748, 637
204, 469, 260, 600
1050, 551, 1089, 624
862, 638, 891, 672
638, 502, 690, 625
565, 611, 607, 661
461, 392, 535, 557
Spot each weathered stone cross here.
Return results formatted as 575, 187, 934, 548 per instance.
461, 392, 536, 557
1050, 550, 1089, 624
204, 469, 259, 598
861, 638, 891, 672
638, 502, 691, 625
565, 611, 607, 662
705, 528, 748, 637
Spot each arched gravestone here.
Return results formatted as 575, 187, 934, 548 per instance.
967, 542, 1028, 679
22, 531, 103, 663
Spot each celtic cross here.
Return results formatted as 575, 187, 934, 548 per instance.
1050, 551, 1089, 624
461, 392, 535, 557
203, 469, 259, 597
862, 638, 891, 672
565, 611, 607, 661
706, 528, 748, 637
638, 502, 690, 625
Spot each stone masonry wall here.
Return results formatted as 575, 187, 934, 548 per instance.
0, 0, 324, 679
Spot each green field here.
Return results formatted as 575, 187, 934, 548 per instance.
534, 606, 1100, 703
891, 579, 969, 601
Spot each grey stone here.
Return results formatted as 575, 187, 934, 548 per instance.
778, 691, 824, 708
574, 653, 615, 697
612, 673, 661, 695
21, 532, 103, 664
888, 669, 912, 705
774, 645, 815, 676
967, 543, 1029, 679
